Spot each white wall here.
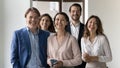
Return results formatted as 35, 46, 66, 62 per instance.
0, 0, 30, 68
88, 0, 120, 68
33, 2, 84, 23
0, 0, 4, 68
33, 1, 59, 19
1, 0, 120, 68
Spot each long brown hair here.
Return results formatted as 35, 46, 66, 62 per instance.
83, 15, 104, 38
54, 12, 69, 32
39, 13, 55, 32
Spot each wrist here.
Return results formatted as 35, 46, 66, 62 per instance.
91, 56, 98, 62
59, 61, 63, 67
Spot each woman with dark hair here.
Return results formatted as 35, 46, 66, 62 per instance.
81, 15, 112, 68
39, 13, 55, 33
47, 12, 82, 68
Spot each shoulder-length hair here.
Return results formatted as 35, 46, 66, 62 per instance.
83, 15, 104, 38
39, 13, 55, 32
54, 12, 69, 32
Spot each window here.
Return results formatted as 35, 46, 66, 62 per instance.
32, 0, 85, 23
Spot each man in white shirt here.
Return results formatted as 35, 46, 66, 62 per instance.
66, 3, 85, 68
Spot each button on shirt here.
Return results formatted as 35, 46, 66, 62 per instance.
70, 22, 80, 40
81, 35, 112, 68
27, 28, 44, 68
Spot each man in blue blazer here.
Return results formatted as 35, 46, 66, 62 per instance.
11, 7, 50, 68
66, 3, 86, 68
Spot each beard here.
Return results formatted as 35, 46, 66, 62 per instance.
71, 15, 80, 21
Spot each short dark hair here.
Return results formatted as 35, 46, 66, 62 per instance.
69, 3, 82, 12
25, 7, 40, 18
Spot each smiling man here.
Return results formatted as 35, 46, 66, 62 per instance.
66, 3, 86, 68
11, 7, 50, 68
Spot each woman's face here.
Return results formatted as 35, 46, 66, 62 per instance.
87, 18, 98, 33
54, 14, 67, 31
39, 16, 51, 30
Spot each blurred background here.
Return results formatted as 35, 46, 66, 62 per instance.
0, 0, 120, 68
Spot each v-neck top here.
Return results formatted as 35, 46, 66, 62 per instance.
81, 35, 112, 68
47, 32, 82, 67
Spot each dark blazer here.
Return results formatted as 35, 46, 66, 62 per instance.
66, 23, 84, 50
66, 22, 86, 68
11, 27, 50, 68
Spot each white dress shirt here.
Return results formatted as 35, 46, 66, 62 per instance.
70, 22, 80, 40
81, 35, 112, 68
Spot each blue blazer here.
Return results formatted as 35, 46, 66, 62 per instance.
11, 27, 50, 68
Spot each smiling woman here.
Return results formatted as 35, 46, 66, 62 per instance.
47, 12, 82, 68
38, 13, 55, 32
0, 0, 120, 68
81, 15, 112, 68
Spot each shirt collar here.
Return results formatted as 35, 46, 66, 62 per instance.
26, 27, 39, 35
70, 21, 80, 27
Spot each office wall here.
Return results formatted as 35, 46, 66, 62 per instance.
88, 0, 120, 68
33, 1, 58, 19
0, 0, 4, 68
33, 1, 84, 23
0, 0, 120, 68
0, 0, 30, 68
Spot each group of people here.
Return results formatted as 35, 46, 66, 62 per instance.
11, 3, 112, 68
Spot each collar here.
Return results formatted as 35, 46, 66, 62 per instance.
26, 27, 39, 35
70, 21, 80, 27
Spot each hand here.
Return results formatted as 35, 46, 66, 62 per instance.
48, 59, 57, 67
83, 53, 91, 62
83, 53, 89, 58
83, 53, 98, 62
53, 61, 63, 68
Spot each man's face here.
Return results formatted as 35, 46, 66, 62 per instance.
26, 11, 39, 30
70, 6, 81, 21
